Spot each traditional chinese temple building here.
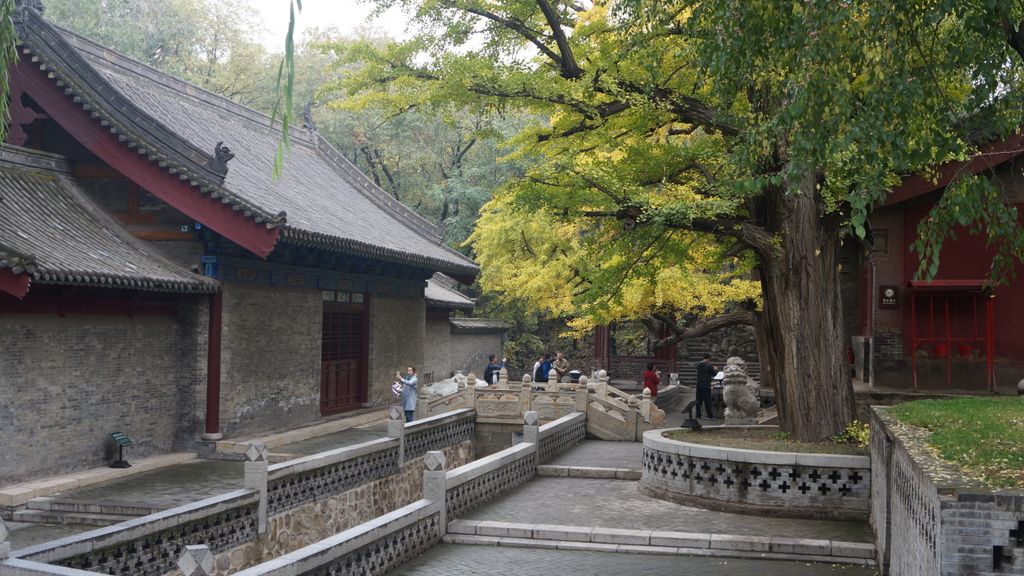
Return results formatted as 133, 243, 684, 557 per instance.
852, 135, 1024, 391
0, 1, 478, 484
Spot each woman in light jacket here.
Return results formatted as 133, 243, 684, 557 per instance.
397, 366, 418, 422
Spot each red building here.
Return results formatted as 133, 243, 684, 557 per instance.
854, 138, 1024, 391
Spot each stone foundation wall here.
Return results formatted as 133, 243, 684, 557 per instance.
0, 303, 204, 484
474, 422, 522, 457
641, 429, 871, 521
870, 408, 1024, 576
204, 441, 473, 576
220, 282, 321, 437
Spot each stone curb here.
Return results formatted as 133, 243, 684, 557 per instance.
0, 453, 198, 508
536, 466, 641, 480
445, 521, 875, 565
217, 408, 389, 453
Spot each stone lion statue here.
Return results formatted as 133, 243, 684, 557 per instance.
722, 356, 760, 420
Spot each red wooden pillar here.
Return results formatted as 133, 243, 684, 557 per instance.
203, 291, 223, 440
594, 325, 610, 371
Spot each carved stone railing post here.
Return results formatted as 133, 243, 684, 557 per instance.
598, 369, 609, 401
0, 517, 10, 560
575, 386, 589, 413
177, 544, 214, 576
466, 378, 477, 411
388, 406, 406, 466
546, 369, 559, 392
640, 388, 653, 423
626, 395, 639, 440
415, 377, 429, 420
243, 443, 269, 535
520, 375, 533, 413
422, 451, 447, 532
523, 411, 539, 447
497, 366, 509, 390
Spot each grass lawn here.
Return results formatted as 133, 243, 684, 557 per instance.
887, 396, 1024, 489
665, 427, 868, 455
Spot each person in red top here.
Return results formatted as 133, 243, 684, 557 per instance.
642, 362, 660, 397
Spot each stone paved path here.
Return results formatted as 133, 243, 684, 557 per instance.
544, 440, 643, 469
274, 422, 388, 456
391, 544, 878, 575
463, 477, 872, 542
6, 522, 92, 551
50, 460, 243, 508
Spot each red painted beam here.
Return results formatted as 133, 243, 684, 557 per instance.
0, 268, 31, 299
203, 291, 223, 440
886, 131, 1024, 207
13, 62, 280, 258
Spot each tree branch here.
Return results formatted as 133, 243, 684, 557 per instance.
536, 0, 583, 79
651, 309, 755, 348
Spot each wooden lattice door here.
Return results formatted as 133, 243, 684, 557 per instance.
320, 302, 366, 415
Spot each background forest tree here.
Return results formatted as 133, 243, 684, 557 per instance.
336, 0, 1024, 441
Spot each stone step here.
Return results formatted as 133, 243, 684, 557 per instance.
12, 508, 138, 527
25, 497, 161, 516
445, 521, 875, 566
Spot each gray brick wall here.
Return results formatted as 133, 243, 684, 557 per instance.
871, 408, 1024, 576
0, 303, 204, 484
423, 312, 452, 382
368, 294, 424, 407
450, 332, 503, 381
219, 282, 321, 437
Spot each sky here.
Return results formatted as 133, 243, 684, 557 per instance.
248, 0, 410, 51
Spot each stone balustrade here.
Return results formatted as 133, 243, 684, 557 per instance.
2, 409, 477, 576
11, 489, 259, 575
641, 428, 871, 521
870, 407, 1024, 576
537, 413, 587, 464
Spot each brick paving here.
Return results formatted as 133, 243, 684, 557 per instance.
463, 477, 872, 542
544, 440, 643, 469
6, 521, 92, 551
391, 544, 879, 575
273, 422, 389, 456
50, 459, 243, 508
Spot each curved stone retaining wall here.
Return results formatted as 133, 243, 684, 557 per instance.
641, 429, 870, 521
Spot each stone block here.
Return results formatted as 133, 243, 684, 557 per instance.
710, 534, 771, 552
245, 443, 269, 463
177, 545, 214, 576
617, 544, 678, 555
650, 531, 710, 549
830, 541, 876, 559
556, 541, 619, 552
590, 527, 651, 545
498, 537, 559, 549
524, 411, 539, 426
615, 469, 642, 480
424, 451, 446, 471
536, 465, 569, 477
567, 466, 618, 479
770, 537, 831, 556
446, 520, 479, 535
532, 524, 591, 542
443, 534, 500, 546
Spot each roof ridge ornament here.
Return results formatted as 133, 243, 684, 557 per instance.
207, 141, 234, 175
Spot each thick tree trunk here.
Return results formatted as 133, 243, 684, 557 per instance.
755, 175, 856, 442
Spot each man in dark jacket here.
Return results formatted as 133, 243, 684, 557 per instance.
483, 354, 504, 385
695, 354, 717, 419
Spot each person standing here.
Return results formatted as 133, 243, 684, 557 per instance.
483, 354, 504, 385
553, 351, 570, 382
397, 366, 418, 423
695, 354, 717, 419
534, 353, 552, 383
642, 362, 660, 397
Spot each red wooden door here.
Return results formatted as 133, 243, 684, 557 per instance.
320, 303, 366, 415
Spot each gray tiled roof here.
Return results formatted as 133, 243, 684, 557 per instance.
0, 145, 218, 293
425, 273, 475, 310
449, 317, 511, 333
14, 4, 477, 279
